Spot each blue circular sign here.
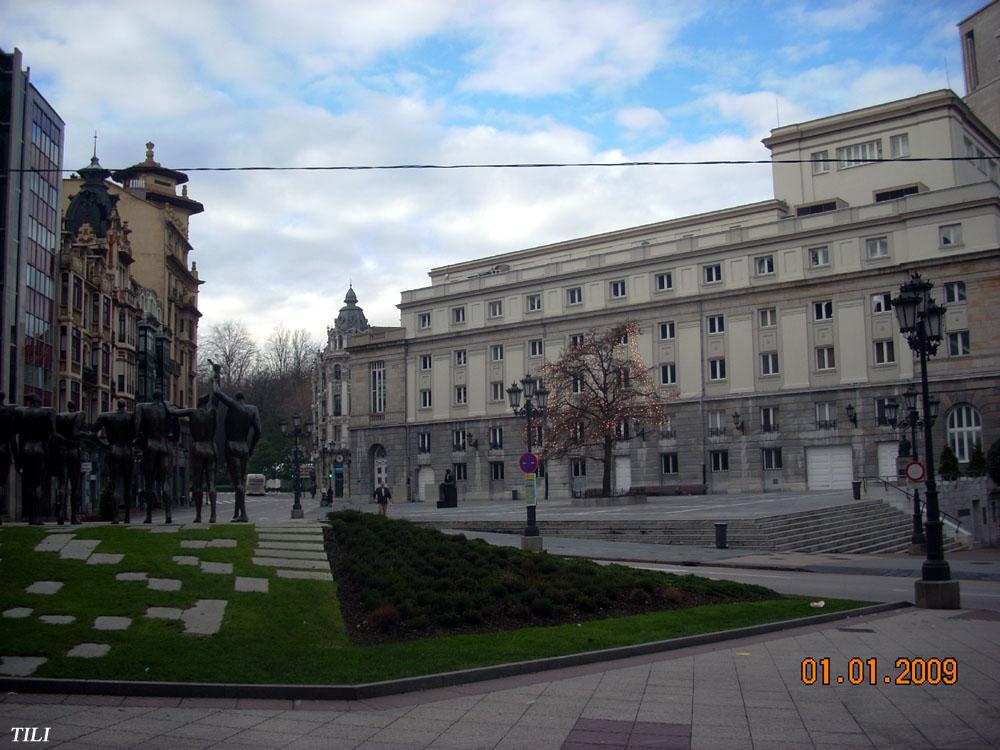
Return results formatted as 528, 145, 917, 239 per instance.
519, 452, 539, 473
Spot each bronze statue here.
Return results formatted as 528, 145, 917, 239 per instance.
134, 391, 173, 524
92, 399, 136, 524
53, 400, 85, 525
169, 391, 218, 523
0, 393, 14, 525
13, 394, 56, 525
212, 369, 261, 523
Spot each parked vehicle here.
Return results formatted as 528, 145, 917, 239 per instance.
246, 474, 267, 496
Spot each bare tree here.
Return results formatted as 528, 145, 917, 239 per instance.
200, 320, 260, 390
262, 326, 316, 379
289, 328, 317, 377
542, 321, 671, 496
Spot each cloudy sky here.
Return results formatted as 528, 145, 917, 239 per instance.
2, 0, 982, 345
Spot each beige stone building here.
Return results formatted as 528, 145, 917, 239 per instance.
960, 0, 1000, 137
341, 89, 999, 503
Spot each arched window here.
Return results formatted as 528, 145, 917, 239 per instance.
947, 405, 982, 462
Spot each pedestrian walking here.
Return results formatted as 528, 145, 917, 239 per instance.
373, 479, 392, 516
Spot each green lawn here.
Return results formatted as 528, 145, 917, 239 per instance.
0, 523, 868, 684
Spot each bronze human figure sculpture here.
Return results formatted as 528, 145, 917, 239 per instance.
13, 394, 56, 525
53, 400, 85, 525
92, 399, 136, 524
212, 374, 261, 523
169, 391, 218, 523
0, 393, 15, 525
134, 391, 173, 524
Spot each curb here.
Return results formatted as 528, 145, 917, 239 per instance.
0, 601, 911, 701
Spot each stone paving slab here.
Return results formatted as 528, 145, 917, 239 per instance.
66, 643, 111, 658
200, 561, 234, 575
116, 572, 148, 582
182, 599, 228, 635
251, 548, 327, 561
25, 581, 63, 595
86, 553, 124, 565
0, 656, 46, 676
275, 569, 334, 581
173, 555, 200, 566
257, 540, 325, 551
93, 616, 132, 631
207, 539, 238, 548
146, 607, 183, 620
3, 607, 32, 619
257, 534, 323, 543
59, 539, 100, 559
39, 615, 76, 625
181, 540, 209, 549
252, 556, 329, 570
149, 526, 180, 534
148, 578, 182, 591
35, 534, 75, 552
235, 577, 269, 593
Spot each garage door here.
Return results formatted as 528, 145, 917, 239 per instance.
877, 442, 899, 479
806, 446, 854, 490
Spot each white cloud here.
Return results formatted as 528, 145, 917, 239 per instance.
789, 1, 884, 31
615, 107, 667, 134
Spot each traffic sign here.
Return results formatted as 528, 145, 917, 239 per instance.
519, 452, 539, 473
904, 461, 925, 482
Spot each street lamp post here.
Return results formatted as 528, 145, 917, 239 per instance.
507, 374, 549, 546
885, 387, 926, 547
280, 414, 313, 520
891, 272, 960, 609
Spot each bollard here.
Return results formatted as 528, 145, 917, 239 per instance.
714, 522, 728, 549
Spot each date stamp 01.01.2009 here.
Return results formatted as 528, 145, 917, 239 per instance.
801, 657, 957, 686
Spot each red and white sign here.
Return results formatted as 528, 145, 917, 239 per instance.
904, 461, 925, 482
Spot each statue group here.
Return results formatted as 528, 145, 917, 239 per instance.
0, 369, 261, 526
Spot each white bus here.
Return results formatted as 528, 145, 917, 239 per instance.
246, 474, 267, 496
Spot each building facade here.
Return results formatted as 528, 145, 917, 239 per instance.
342, 90, 999, 503
960, 0, 1000, 137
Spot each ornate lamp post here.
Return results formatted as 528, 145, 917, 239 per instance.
507, 374, 549, 542
891, 272, 960, 608
885, 386, 938, 547
280, 414, 313, 519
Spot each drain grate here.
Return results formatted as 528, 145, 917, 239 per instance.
837, 627, 876, 633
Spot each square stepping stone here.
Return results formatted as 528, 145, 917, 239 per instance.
276, 569, 333, 581
207, 539, 238, 548
0, 656, 47, 676
26, 581, 63, 595
86, 553, 124, 565
35, 534, 75, 552
235, 577, 269, 593
3, 607, 32, 619
147, 578, 182, 592
117, 572, 148, 582
200, 561, 233, 575
180, 540, 208, 549
67, 643, 110, 658
93, 616, 132, 631
173, 555, 200, 566
60, 539, 100, 560
146, 607, 183, 620
182, 599, 227, 635
150, 526, 180, 534
39, 615, 76, 625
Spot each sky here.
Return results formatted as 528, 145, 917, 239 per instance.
1, 0, 984, 346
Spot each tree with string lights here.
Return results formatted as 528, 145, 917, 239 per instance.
541, 321, 672, 496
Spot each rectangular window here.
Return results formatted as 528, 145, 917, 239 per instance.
526, 293, 542, 312
609, 279, 627, 298
816, 346, 836, 371
808, 245, 830, 268
489, 426, 503, 449
709, 358, 727, 381
939, 224, 962, 248
874, 398, 894, 426
420, 389, 432, 409
758, 307, 777, 328
569, 333, 585, 347
754, 255, 774, 276
704, 264, 722, 284
813, 300, 833, 321
452, 306, 466, 324
455, 385, 467, 405
567, 286, 583, 305
811, 149, 829, 175
873, 340, 895, 365
454, 463, 467, 481
708, 410, 725, 436
490, 381, 505, 401
837, 138, 882, 169
760, 352, 780, 376
490, 344, 504, 361
655, 272, 673, 291
815, 402, 836, 428
658, 321, 675, 340
710, 450, 729, 472
529, 339, 544, 357
871, 292, 892, 314
419, 354, 432, 370
948, 331, 971, 356
760, 406, 778, 433
571, 459, 587, 477
762, 448, 783, 471
418, 312, 431, 329
890, 133, 909, 159
660, 363, 677, 385
490, 462, 505, 481
707, 314, 725, 334
454, 349, 467, 366
418, 432, 431, 453
944, 282, 966, 304
488, 300, 503, 318
866, 236, 889, 259
452, 430, 467, 452
660, 453, 678, 475
572, 375, 583, 394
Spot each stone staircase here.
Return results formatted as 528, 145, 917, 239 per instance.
416, 500, 966, 554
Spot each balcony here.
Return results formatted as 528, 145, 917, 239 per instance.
708, 427, 727, 437
659, 428, 676, 440
762, 423, 780, 434
816, 419, 837, 430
